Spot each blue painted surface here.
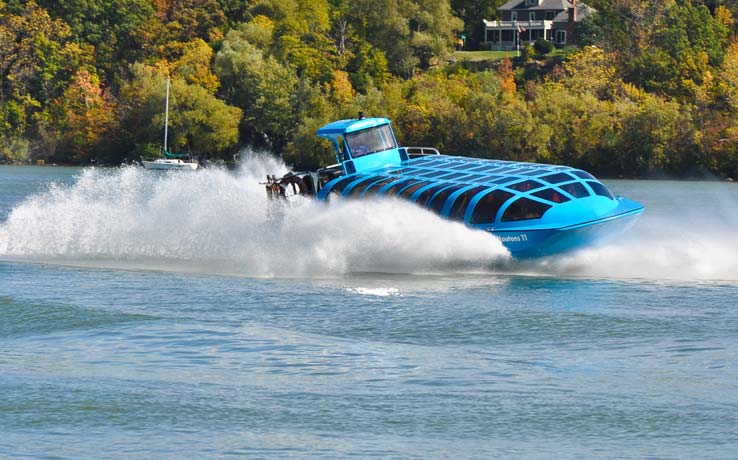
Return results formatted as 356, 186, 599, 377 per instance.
315, 118, 644, 256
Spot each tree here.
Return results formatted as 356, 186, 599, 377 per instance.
214, 31, 298, 150
119, 64, 241, 160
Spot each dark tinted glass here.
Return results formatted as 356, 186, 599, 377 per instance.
502, 198, 552, 222
448, 186, 487, 221
508, 179, 545, 192
470, 190, 514, 224
398, 181, 431, 199
533, 188, 571, 203
418, 169, 449, 178
587, 181, 614, 199
572, 170, 596, 180
561, 182, 590, 198
384, 179, 415, 196
415, 184, 448, 207
345, 177, 377, 197
436, 172, 467, 181
362, 178, 396, 196
429, 185, 464, 214
540, 172, 574, 184
329, 176, 357, 195
418, 160, 447, 168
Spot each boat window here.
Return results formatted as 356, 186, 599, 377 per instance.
436, 172, 467, 181
540, 172, 574, 184
398, 181, 430, 199
502, 198, 552, 222
470, 190, 514, 224
328, 176, 358, 195
492, 176, 517, 185
572, 170, 596, 180
415, 184, 448, 207
522, 169, 544, 176
533, 188, 571, 203
508, 179, 545, 192
448, 186, 488, 221
467, 164, 492, 172
429, 185, 465, 214
450, 162, 474, 170
418, 160, 447, 168
387, 168, 419, 175
345, 124, 397, 158
345, 177, 378, 197
560, 181, 590, 198
418, 169, 450, 178
476, 175, 501, 183
456, 174, 483, 182
384, 179, 414, 196
587, 181, 614, 199
363, 177, 396, 196
507, 168, 535, 175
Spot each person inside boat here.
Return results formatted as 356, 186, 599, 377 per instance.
279, 172, 305, 197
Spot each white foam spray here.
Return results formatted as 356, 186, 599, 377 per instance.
3, 157, 738, 282
522, 181, 738, 282
0, 152, 509, 276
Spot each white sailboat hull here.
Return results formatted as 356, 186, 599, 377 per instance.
142, 159, 199, 170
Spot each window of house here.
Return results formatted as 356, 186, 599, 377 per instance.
470, 190, 514, 224
511, 11, 517, 21
530, 12, 536, 21
556, 30, 566, 44
502, 198, 552, 222
546, 11, 555, 20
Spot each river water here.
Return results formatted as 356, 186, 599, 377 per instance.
1, 161, 737, 459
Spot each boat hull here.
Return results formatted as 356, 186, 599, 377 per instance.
491, 206, 643, 257
142, 159, 198, 171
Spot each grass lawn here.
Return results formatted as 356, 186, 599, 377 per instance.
451, 50, 515, 61
451, 47, 575, 62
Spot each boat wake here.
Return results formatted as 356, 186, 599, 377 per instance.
0, 152, 508, 276
2, 154, 738, 282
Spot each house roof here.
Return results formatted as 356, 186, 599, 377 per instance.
498, 0, 573, 11
552, 3, 595, 22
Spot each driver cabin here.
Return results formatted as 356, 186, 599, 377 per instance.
316, 117, 408, 175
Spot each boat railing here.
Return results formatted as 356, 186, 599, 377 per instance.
405, 147, 440, 159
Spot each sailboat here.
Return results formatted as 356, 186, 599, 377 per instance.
142, 77, 199, 171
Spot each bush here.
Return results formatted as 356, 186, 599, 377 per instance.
534, 39, 554, 56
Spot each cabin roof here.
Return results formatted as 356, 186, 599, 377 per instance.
317, 154, 616, 226
317, 118, 391, 137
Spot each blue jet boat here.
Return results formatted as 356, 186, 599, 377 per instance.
268, 116, 644, 257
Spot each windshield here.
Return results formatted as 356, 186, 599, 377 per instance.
345, 124, 397, 158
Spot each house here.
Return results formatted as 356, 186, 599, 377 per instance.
482, 0, 594, 51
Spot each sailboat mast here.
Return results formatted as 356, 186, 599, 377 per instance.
164, 77, 170, 153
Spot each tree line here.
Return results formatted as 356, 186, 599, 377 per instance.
2, 0, 738, 179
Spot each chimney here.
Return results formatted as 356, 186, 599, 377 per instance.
570, 0, 577, 22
